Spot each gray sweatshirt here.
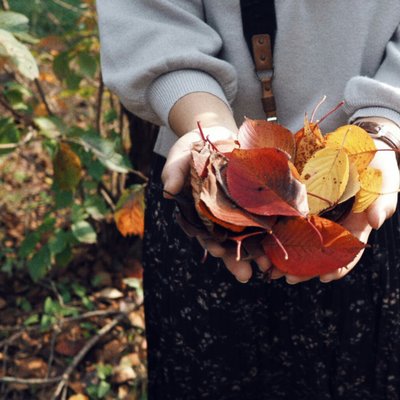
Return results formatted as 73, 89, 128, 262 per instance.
97, 0, 400, 157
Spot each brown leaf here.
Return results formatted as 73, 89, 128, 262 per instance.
55, 338, 86, 357
53, 143, 82, 191
294, 115, 325, 173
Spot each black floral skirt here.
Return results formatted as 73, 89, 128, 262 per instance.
143, 153, 400, 400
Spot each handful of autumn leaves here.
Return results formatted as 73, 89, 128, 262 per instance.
176, 117, 383, 277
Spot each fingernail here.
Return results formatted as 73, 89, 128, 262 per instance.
286, 278, 299, 285
319, 278, 332, 283
236, 277, 250, 284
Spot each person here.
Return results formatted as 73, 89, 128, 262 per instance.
96, 1, 400, 399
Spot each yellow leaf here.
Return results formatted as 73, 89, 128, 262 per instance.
338, 161, 360, 204
352, 167, 382, 213
325, 125, 377, 173
301, 147, 349, 215
53, 143, 82, 191
114, 185, 145, 238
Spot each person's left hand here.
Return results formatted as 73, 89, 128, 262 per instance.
275, 138, 399, 284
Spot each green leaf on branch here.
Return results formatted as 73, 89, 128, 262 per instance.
71, 203, 89, 223
34, 116, 64, 139
19, 231, 40, 258
53, 51, 70, 80
78, 52, 97, 78
0, 117, 20, 155
72, 220, 97, 244
48, 229, 70, 255
84, 195, 109, 220
54, 188, 74, 209
80, 132, 132, 173
28, 245, 51, 282
66, 72, 82, 90
55, 245, 73, 268
0, 29, 39, 80
0, 11, 29, 33
37, 215, 56, 234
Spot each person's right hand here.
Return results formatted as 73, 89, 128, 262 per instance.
161, 127, 271, 283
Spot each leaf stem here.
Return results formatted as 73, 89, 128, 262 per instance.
270, 232, 289, 260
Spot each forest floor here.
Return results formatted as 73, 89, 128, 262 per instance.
0, 142, 147, 400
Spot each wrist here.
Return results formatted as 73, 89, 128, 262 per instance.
352, 117, 400, 165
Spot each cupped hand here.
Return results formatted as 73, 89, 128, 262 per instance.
161, 126, 271, 283
281, 139, 399, 284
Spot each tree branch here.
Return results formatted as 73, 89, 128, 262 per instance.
1, 0, 10, 11
50, 313, 126, 400
95, 73, 104, 135
34, 78, 53, 116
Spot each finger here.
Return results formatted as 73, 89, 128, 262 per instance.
285, 274, 316, 285
319, 247, 366, 282
319, 212, 371, 282
161, 131, 201, 197
367, 140, 399, 229
255, 255, 271, 272
366, 193, 398, 229
270, 267, 285, 280
161, 151, 191, 198
222, 252, 253, 283
197, 237, 227, 258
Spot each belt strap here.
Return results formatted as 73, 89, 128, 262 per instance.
251, 34, 276, 119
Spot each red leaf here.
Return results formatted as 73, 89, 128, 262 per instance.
198, 160, 275, 232
225, 148, 309, 216
262, 215, 366, 276
238, 118, 295, 158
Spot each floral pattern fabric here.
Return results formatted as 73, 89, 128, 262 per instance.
143, 154, 400, 400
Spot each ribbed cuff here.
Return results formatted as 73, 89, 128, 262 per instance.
348, 107, 400, 128
148, 69, 230, 127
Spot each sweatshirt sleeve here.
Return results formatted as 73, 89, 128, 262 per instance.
344, 23, 400, 126
96, 0, 238, 127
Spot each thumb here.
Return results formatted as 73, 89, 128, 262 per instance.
161, 133, 200, 198
161, 155, 190, 198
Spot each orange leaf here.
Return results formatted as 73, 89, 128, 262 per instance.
263, 215, 365, 276
114, 185, 146, 238
238, 118, 295, 158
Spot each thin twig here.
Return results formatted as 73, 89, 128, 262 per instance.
34, 79, 53, 116
0, 95, 25, 122
0, 309, 122, 336
119, 102, 125, 137
51, 0, 81, 12
1, 0, 10, 11
95, 73, 104, 135
46, 328, 59, 379
50, 313, 126, 400
0, 131, 34, 150
0, 376, 61, 385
